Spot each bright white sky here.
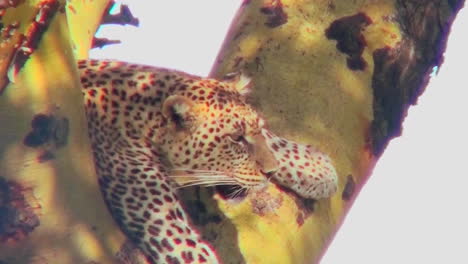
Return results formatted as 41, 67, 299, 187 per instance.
90, 1, 468, 263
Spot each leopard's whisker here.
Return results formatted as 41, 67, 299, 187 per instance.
227, 187, 240, 199
175, 181, 239, 189
169, 175, 232, 178
233, 187, 245, 198
228, 185, 247, 199
170, 169, 254, 190
170, 175, 237, 182
171, 168, 214, 172
175, 178, 236, 183
170, 173, 239, 188
175, 179, 238, 184
171, 168, 225, 174
175, 179, 238, 185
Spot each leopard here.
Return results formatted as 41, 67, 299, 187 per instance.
78, 59, 338, 264
262, 129, 338, 199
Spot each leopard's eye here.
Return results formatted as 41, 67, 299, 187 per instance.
228, 133, 247, 145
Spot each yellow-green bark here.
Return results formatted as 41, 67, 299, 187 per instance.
197, 0, 463, 263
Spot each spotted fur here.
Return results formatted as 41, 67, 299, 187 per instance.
78, 59, 338, 264
262, 129, 338, 199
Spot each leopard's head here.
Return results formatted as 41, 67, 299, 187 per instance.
159, 75, 278, 191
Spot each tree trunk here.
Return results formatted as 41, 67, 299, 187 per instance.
203, 0, 464, 263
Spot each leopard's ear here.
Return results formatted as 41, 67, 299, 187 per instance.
162, 95, 195, 131
223, 71, 252, 96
